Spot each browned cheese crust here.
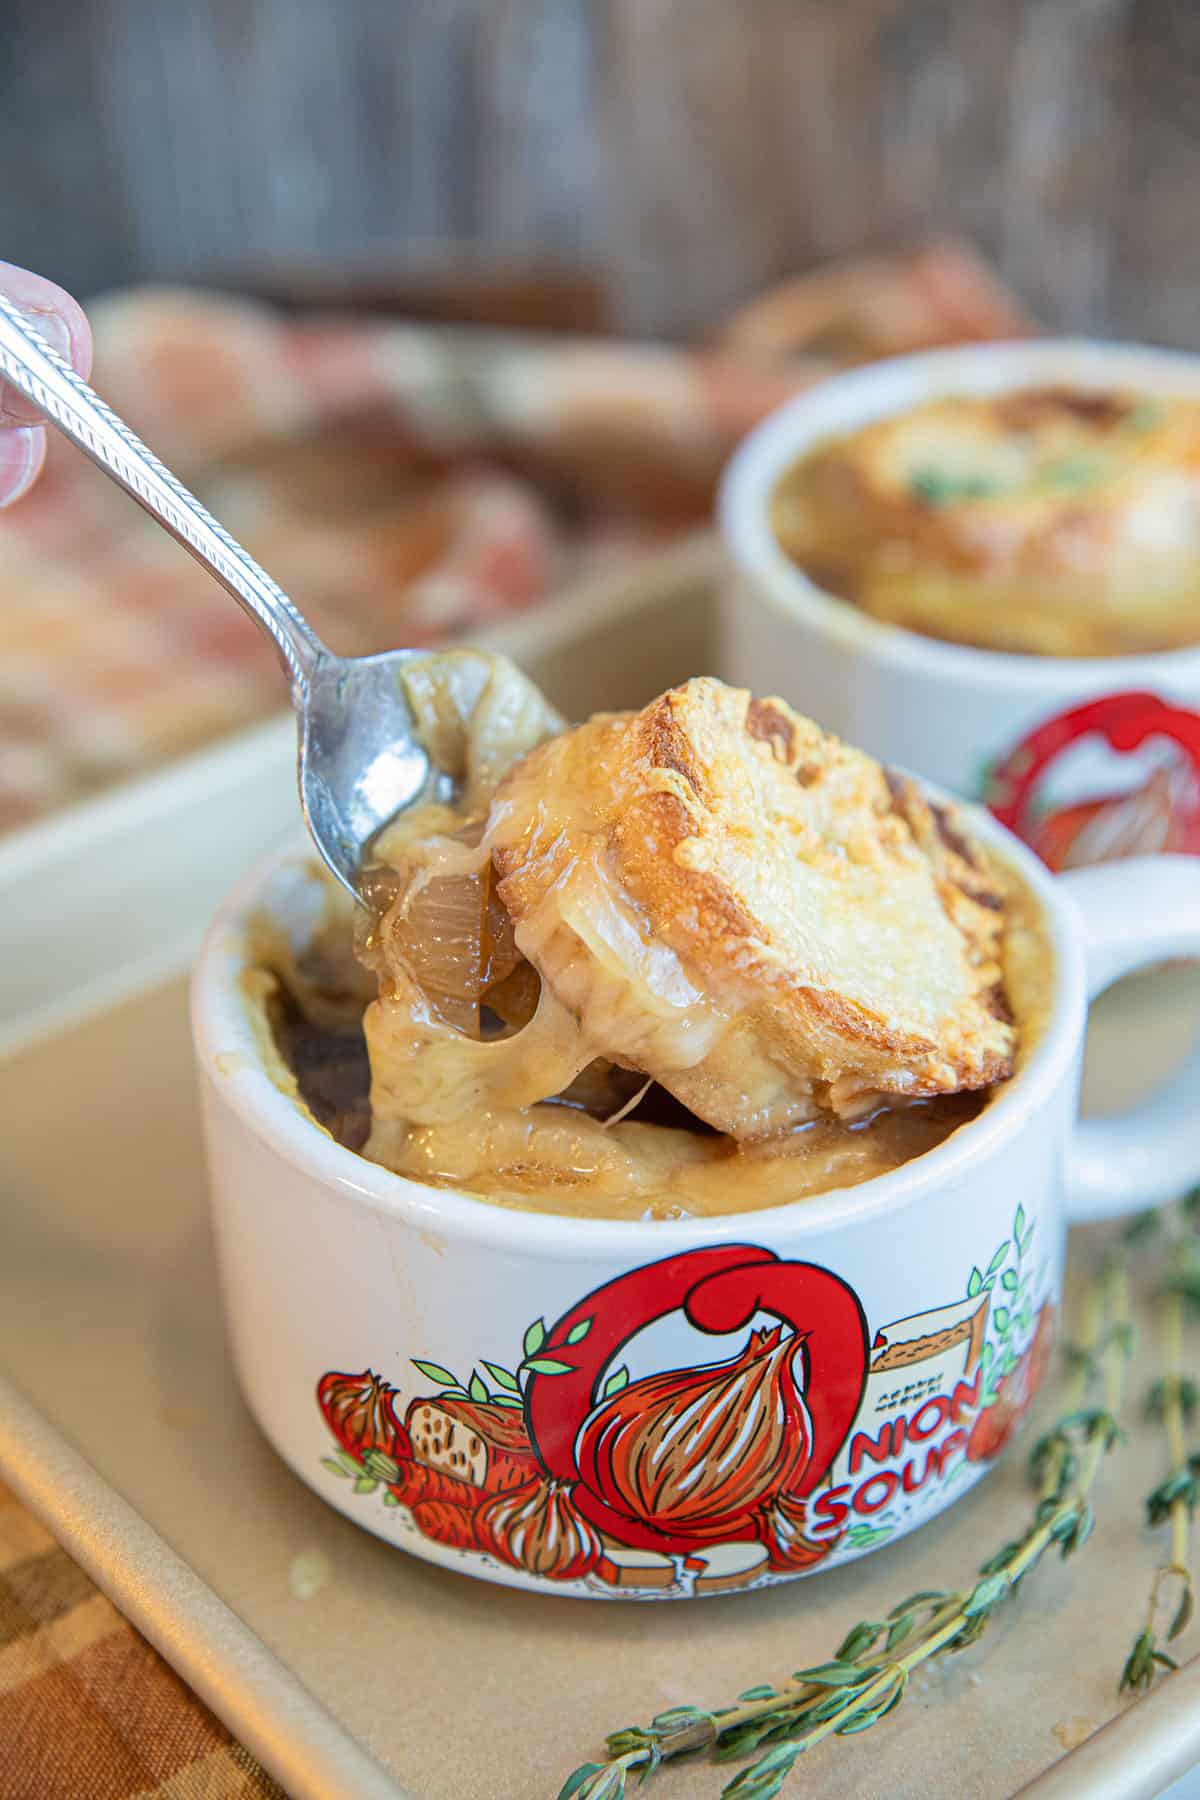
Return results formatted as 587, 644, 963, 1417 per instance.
492, 678, 1014, 1136
771, 388, 1200, 656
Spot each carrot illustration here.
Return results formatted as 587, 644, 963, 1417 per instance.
411, 1498, 484, 1551
387, 1461, 486, 1510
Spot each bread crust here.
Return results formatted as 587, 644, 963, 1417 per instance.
491, 679, 1014, 1136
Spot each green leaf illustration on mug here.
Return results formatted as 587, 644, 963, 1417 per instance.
411, 1359, 458, 1387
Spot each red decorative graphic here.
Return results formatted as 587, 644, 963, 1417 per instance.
967, 1302, 1056, 1464
574, 1326, 812, 1544
314, 1229, 1048, 1590
313, 1246, 868, 1588
404, 1394, 537, 1494
476, 1476, 602, 1580
317, 1369, 412, 1462
988, 692, 1200, 871
528, 1246, 869, 1566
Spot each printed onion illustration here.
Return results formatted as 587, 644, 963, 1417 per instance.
476, 1475, 601, 1580
317, 1369, 413, 1461
576, 1326, 813, 1535
758, 1487, 830, 1571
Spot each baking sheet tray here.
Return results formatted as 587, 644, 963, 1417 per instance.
4, 543, 1200, 1799
5, 970, 1200, 1800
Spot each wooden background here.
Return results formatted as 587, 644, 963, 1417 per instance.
3, 0, 1199, 343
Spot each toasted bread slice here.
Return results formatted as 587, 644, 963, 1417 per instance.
491, 678, 1013, 1137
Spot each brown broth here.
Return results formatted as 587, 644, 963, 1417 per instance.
253, 824, 1053, 1222
265, 972, 987, 1220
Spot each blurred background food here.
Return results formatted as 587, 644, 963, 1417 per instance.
1, 0, 1197, 836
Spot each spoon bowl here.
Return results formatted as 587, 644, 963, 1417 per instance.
300, 649, 456, 891
0, 293, 453, 899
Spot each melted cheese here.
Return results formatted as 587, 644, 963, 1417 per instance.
249, 653, 1053, 1220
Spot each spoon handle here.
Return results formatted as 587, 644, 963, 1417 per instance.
0, 293, 327, 699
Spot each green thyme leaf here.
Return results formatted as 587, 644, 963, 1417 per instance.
320, 1457, 350, 1478
963, 1572, 1009, 1617
1120, 1630, 1156, 1692
721, 1742, 801, 1798
567, 1317, 594, 1344
557, 1761, 607, 1799
523, 1318, 547, 1358
1169, 1584, 1195, 1642
468, 1371, 490, 1404
887, 1589, 948, 1618
559, 1762, 632, 1800
607, 1728, 654, 1756
649, 1705, 708, 1735
1146, 1377, 1199, 1423
523, 1357, 575, 1376
1063, 1503, 1095, 1557
791, 1662, 869, 1688
834, 1621, 882, 1660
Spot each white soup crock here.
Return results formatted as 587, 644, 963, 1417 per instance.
192, 824, 1200, 1599
719, 340, 1200, 865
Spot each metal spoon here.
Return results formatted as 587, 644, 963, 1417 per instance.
0, 293, 449, 901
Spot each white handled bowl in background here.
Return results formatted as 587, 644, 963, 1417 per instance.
719, 340, 1200, 860
193, 818, 1200, 1601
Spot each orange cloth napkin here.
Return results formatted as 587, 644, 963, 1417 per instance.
0, 1480, 283, 1800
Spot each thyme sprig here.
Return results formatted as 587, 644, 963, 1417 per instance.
1121, 1212, 1200, 1692
558, 1260, 1131, 1800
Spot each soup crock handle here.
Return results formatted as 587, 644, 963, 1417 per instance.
1059, 856, 1200, 1222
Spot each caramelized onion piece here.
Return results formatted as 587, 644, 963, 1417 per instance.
483, 958, 540, 1033
373, 853, 525, 1039
381, 870, 489, 1035
399, 651, 565, 814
